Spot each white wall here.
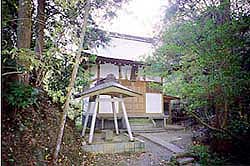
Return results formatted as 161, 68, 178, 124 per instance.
100, 63, 119, 79
137, 66, 145, 81
98, 95, 119, 113
146, 93, 163, 113
120, 65, 132, 80
82, 96, 119, 114
92, 37, 153, 61
146, 76, 161, 83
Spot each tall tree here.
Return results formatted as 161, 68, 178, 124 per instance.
145, 0, 250, 140
17, 0, 32, 83
34, 0, 46, 86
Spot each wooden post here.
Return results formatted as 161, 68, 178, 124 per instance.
88, 97, 99, 144
167, 100, 172, 124
164, 117, 167, 128
112, 97, 119, 135
120, 98, 133, 141
101, 118, 104, 130
81, 101, 91, 137
97, 63, 100, 79
118, 65, 122, 79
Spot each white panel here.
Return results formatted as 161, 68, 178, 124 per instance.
137, 67, 144, 81
100, 63, 119, 79
121, 65, 132, 80
92, 37, 153, 61
90, 66, 97, 80
145, 76, 161, 82
146, 93, 163, 113
99, 95, 119, 114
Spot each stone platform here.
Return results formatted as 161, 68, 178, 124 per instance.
83, 132, 145, 154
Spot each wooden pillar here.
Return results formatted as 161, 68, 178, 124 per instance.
120, 97, 133, 141
167, 100, 172, 124
112, 97, 119, 135
164, 117, 167, 128
97, 63, 100, 79
88, 97, 99, 144
101, 118, 104, 130
118, 65, 122, 79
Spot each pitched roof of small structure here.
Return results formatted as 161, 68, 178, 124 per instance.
74, 81, 142, 99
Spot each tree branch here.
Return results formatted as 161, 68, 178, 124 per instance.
188, 110, 248, 143
2, 71, 23, 76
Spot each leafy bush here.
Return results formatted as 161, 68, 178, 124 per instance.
5, 82, 39, 109
190, 145, 225, 166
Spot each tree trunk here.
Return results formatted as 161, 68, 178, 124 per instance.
34, 0, 46, 86
17, 0, 32, 83
219, 0, 230, 24
53, 0, 91, 164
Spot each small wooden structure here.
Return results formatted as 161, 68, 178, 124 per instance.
74, 74, 141, 144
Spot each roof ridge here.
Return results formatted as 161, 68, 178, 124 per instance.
108, 31, 154, 43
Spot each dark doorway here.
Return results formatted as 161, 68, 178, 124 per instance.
164, 102, 169, 115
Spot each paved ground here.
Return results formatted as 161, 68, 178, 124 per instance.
138, 130, 193, 152
87, 129, 193, 166
93, 136, 173, 166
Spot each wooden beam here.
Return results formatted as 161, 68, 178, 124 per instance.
97, 63, 100, 79
120, 98, 133, 141
164, 117, 167, 128
167, 101, 172, 124
118, 65, 122, 79
88, 97, 99, 144
101, 118, 104, 130
95, 98, 123, 102
112, 97, 119, 135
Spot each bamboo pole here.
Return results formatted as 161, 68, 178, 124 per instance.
53, 0, 90, 163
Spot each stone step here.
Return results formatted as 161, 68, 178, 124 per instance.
164, 125, 185, 130
132, 129, 168, 133
177, 157, 195, 165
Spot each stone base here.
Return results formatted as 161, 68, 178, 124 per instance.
83, 139, 145, 154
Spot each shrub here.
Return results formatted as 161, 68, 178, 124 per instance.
5, 82, 39, 109
190, 145, 225, 166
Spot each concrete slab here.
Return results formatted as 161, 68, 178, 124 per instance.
83, 140, 145, 154
139, 133, 185, 153
82, 133, 145, 154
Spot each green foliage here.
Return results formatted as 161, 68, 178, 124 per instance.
44, 54, 94, 104
5, 82, 39, 109
144, 3, 250, 162
227, 119, 250, 136
2, 48, 42, 72
191, 145, 225, 166
145, 1, 250, 130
